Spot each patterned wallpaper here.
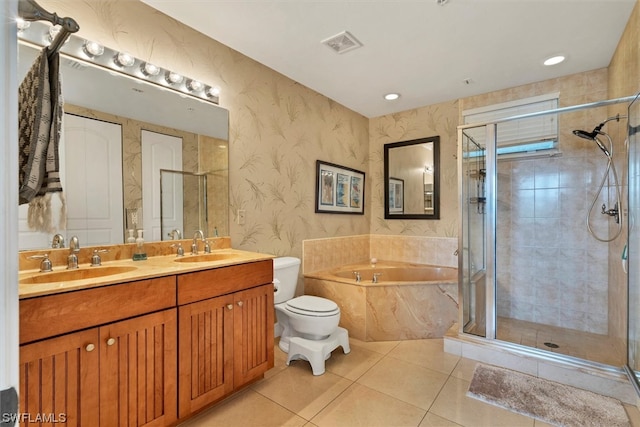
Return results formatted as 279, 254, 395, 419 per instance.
41, 0, 370, 260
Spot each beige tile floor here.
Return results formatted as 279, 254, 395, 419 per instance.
179, 337, 640, 427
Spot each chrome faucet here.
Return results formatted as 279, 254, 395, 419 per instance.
91, 249, 109, 266
51, 234, 65, 248
353, 271, 361, 282
372, 272, 383, 283
171, 243, 185, 257
67, 236, 80, 269
28, 254, 52, 272
192, 230, 205, 254
168, 229, 182, 240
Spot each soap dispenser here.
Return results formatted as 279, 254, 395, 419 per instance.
127, 229, 136, 243
133, 229, 147, 261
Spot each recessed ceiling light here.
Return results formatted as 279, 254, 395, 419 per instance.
384, 93, 400, 101
544, 55, 565, 66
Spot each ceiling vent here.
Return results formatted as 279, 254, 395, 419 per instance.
321, 31, 362, 54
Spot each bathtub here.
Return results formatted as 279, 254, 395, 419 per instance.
303, 261, 458, 341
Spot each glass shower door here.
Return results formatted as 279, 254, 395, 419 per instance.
460, 127, 487, 337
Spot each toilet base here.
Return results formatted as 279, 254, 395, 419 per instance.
284, 327, 350, 375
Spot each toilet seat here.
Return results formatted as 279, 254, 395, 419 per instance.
285, 295, 339, 317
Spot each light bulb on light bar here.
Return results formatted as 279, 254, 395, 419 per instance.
16, 19, 31, 32
205, 86, 221, 98
47, 26, 60, 42
114, 52, 135, 68
141, 62, 160, 77
46, 25, 69, 46
83, 40, 104, 58
186, 79, 204, 92
165, 71, 184, 85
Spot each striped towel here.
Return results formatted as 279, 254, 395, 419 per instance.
18, 48, 65, 232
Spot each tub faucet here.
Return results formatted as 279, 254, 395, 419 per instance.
192, 230, 205, 254
67, 236, 80, 269
353, 271, 361, 282
372, 272, 383, 283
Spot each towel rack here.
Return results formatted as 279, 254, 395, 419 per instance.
18, 0, 79, 59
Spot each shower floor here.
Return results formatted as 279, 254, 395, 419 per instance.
497, 317, 626, 366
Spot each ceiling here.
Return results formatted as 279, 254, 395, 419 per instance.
141, 0, 637, 118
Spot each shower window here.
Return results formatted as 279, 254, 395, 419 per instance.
463, 93, 559, 158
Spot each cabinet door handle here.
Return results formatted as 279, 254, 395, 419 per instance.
106, 338, 116, 346
85, 343, 96, 352
237, 301, 243, 307
226, 304, 233, 310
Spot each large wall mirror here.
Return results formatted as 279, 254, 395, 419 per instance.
384, 136, 440, 219
17, 21, 229, 250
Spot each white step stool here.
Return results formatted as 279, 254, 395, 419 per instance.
285, 327, 350, 375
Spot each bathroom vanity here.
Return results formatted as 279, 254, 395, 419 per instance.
18, 244, 274, 426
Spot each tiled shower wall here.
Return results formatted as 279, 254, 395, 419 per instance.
302, 234, 458, 274
496, 153, 612, 334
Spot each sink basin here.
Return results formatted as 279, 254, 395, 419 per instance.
173, 253, 239, 263
20, 266, 138, 285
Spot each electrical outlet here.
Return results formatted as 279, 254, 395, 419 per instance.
237, 209, 246, 225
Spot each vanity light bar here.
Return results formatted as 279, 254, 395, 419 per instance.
19, 20, 220, 105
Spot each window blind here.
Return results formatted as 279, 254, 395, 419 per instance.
463, 93, 559, 155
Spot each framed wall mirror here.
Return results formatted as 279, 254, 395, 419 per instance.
384, 136, 440, 219
17, 21, 229, 250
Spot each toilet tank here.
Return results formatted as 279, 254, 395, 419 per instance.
273, 257, 301, 304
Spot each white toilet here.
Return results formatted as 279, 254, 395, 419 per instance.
273, 257, 350, 375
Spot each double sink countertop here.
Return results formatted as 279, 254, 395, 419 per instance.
18, 238, 274, 299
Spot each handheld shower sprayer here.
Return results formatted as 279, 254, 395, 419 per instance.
572, 113, 627, 242
572, 114, 626, 157
572, 129, 611, 157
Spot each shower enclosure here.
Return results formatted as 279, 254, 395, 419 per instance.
458, 95, 639, 376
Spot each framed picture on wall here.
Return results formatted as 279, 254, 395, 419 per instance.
315, 160, 365, 214
389, 177, 404, 213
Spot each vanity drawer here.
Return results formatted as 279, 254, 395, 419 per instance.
177, 259, 273, 305
20, 276, 177, 344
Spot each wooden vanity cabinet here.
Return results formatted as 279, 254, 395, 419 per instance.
19, 259, 275, 425
19, 328, 100, 426
19, 277, 177, 427
177, 260, 274, 418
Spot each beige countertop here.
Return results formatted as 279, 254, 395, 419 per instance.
19, 247, 275, 299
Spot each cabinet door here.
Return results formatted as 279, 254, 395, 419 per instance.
99, 309, 177, 427
178, 294, 234, 418
20, 329, 100, 427
233, 284, 274, 387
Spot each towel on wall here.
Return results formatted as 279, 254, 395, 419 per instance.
18, 48, 66, 232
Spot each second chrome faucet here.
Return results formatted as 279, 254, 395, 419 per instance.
191, 230, 211, 255
67, 236, 80, 269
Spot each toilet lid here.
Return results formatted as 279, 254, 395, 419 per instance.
285, 295, 339, 316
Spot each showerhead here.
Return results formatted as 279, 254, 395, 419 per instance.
572, 129, 598, 141
572, 128, 611, 157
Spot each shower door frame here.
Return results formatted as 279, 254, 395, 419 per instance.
625, 91, 640, 395
458, 95, 639, 364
